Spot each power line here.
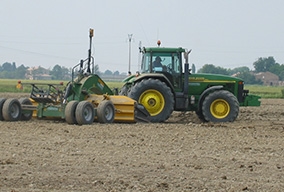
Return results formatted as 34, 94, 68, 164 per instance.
0, 45, 77, 61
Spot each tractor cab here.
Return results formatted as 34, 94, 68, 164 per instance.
140, 46, 186, 89
121, 42, 260, 123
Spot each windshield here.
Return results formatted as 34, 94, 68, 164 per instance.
141, 52, 182, 74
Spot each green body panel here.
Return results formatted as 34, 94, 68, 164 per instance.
37, 103, 65, 118
29, 30, 121, 121
67, 74, 114, 102
34, 74, 114, 119
241, 94, 261, 106
188, 73, 241, 94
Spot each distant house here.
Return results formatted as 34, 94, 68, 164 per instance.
254, 71, 279, 86
25, 66, 52, 80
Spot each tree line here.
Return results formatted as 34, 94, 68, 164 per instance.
1, 56, 283, 84
197, 56, 283, 84
0, 62, 124, 80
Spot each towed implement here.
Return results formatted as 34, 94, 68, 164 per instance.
0, 29, 149, 125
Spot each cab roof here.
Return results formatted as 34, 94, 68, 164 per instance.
142, 47, 186, 53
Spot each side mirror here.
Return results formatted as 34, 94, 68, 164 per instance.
188, 69, 192, 75
183, 49, 192, 64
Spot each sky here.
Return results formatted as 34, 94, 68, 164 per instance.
0, 0, 283, 74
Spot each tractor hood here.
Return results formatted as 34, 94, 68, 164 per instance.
122, 73, 244, 84
189, 73, 244, 83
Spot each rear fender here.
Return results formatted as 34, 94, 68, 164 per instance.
126, 74, 174, 92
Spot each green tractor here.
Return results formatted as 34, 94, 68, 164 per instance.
120, 44, 261, 123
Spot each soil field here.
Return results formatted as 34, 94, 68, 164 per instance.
0, 93, 284, 191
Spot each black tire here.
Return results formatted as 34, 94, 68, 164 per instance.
202, 90, 239, 122
2, 98, 22, 121
195, 110, 207, 122
0, 98, 7, 121
75, 101, 94, 125
19, 98, 33, 121
97, 100, 115, 123
119, 85, 129, 96
128, 78, 174, 122
64, 82, 73, 99
65, 101, 79, 124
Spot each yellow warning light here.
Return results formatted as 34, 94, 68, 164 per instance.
89, 28, 94, 37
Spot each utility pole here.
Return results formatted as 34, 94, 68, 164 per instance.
128, 34, 133, 73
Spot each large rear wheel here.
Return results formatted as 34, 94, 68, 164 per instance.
97, 100, 115, 123
195, 110, 206, 122
202, 90, 239, 122
2, 98, 22, 121
75, 101, 94, 125
128, 78, 174, 122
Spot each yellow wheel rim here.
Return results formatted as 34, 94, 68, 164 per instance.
138, 89, 165, 116
210, 99, 230, 119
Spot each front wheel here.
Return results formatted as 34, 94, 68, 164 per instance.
202, 90, 239, 122
128, 78, 174, 122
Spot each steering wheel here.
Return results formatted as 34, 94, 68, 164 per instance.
166, 64, 172, 73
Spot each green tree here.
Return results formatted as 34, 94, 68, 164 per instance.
50, 65, 63, 80
2, 62, 16, 72
0, 62, 18, 78
104, 70, 112, 75
228, 66, 250, 75
253, 56, 277, 72
50, 65, 70, 80
113, 71, 120, 76
94, 64, 100, 75
268, 63, 284, 80
198, 64, 229, 75
278, 70, 284, 81
191, 63, 196, 73
15, 64, 28, 79
236, 72, 262, 85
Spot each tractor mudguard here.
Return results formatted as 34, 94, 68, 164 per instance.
198, 85, 223, 110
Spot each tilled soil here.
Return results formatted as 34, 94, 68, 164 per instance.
0, 94, 284, 191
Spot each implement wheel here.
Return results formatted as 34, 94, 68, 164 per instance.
128, 78, 174, 122
0, 98, 7, 121
2, 98, 22, 121
202, 90, 239, 122
97, 100, 115, 123
19, 98, 33, 121
65, 101, 79, 124
75, 101, 94, 125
